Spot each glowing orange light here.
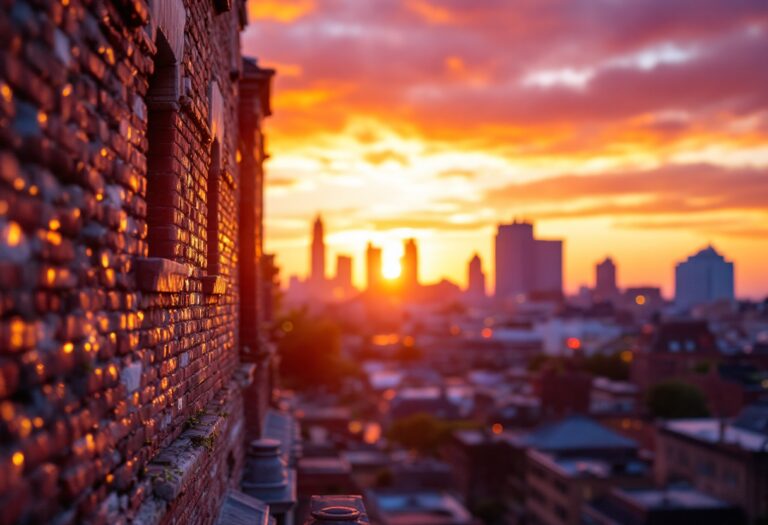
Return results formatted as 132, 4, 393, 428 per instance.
9, 318, 25, 348
12, 178, 24, 191
491, 423, 503, 434
635, 295, 646, 305
49, 219, 61, 231
1, 402, 14, 421
0, 83, 11, 102
62, 84, 72, 97
37, 112, 48, 124
19, 418, 31, 438
403, 336, 415, 347
106, 473, 114, 484
620, 350, 633, 363
101, 253, 109, 268
46, 231, 62, 246
236, 150, 242, 163
481, 327, 493, 339
348, 421, 363, 433
12, 451, 24, 467
28, 185, 38, 196
566, 337, 581, 350
5, 221, 22, 247
372, 333, 399, 346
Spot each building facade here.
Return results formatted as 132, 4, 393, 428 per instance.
594, 257, 618, 303
401, 238, 418, 292
466, 253, 486, 301
0, 1, 280, 524
655, 419, 768, 524
494, 220, 562, 301
675, 245, 734, 310
310, 215, 325, 285
366, 242, 382, 292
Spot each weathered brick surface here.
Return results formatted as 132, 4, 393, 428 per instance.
0, 1, 265, 524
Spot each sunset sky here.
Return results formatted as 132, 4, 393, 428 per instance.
242, 0, 768, 298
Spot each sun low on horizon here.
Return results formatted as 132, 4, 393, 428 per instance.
242, 0, 768, 298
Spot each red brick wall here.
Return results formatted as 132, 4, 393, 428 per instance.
0, 1, 257, 523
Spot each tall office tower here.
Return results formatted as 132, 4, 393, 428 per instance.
366, 242, 382, 291
310, 214, 325, 284
594, 256, 619, 302
494, 219, 563, 300
495, 219, 534, 299
335, 254, 353, 290
533, 239, 563, 295
675, 245, 734, 310
401, 238, 419, 290
467, 253, 486, 299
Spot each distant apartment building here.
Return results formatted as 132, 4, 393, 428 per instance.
401, 238, 419, 291
466, 253, 487, 301
655, 419, 768, 524
366, 242, 383, 291
525, 449, 648, 525
311, 215, 326, 284
334, 254, 353, 292
365, 490, 476, 525
494, 219, 563, 301
675, 245, 735, 310
594, 257, 618, 303
583, 487, 746, 525
622, 286, 665, 320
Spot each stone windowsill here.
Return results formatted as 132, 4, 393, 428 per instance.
136, 257, 191, 293
202, 274, 228, 295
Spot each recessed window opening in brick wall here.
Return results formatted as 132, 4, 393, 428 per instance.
207, 139, 221, 274
145, 31, 181, 259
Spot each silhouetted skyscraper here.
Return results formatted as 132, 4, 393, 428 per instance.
310, 215, 325, 283
595, 256, 618, 302
366, 242, 382, 291
495, 219, 562, 300
401, 238, 419, 290
335, 254, 353, 290
467, 253, 486, 300
675, 245, 734, 310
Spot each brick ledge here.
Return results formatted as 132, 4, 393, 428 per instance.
134, 381, 240, 524
136, 257, 192, 293
202, 274, 228, 295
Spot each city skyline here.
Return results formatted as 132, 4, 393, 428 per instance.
243, 2, 768, 298
287, 214, 750, 302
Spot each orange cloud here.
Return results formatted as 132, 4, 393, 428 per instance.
249, 0, 315, 23
273, 83, 355, 110
444, 56, 465, 74
406, 0, 457, 24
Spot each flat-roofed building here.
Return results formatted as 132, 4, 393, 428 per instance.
655, 419, 768, 523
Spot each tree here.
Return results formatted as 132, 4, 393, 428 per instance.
646, 380, 709, 419
276, 309, 350, 391
387, 413, 478, 455
583, 352, 629, 381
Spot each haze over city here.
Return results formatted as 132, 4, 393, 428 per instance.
4, 2, 768, 525
243, 1, 768, 297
